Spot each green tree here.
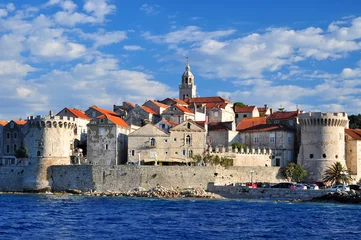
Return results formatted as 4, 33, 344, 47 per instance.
349, 114, 361, 129
323, 162, 352, 185
220, 157, 233, 167
234, 102, 246, 107
231, 142, 247, 151
282, 163, 307, 182
15, 146, 28, 158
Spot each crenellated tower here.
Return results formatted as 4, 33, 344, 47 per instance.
23, 114, 76, 191
297, 112, 349, 182
179, 59, 196, 100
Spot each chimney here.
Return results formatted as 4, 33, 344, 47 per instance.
270, 108, 273, 114
264, 104, 268, 109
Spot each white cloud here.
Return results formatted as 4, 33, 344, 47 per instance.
83, 0, 115, 20
0, 9, 7, 18
140, 4, 160, 15
123, 45, 145, 51
6, 3, 15, 12
83, 30, 128, 48
0, 60, 35, 77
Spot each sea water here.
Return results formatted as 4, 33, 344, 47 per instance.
0, 194, 360, 240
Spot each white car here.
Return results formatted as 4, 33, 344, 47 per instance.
327, 185, 350, 191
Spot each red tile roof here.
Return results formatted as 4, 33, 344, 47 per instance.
239, 124, 292, 133
234, 105, 256, 113
267, 111, 299, 120
205, 103, 228, 109
175, 105, 194, 114
141, 106, 158, 115
184, 96, 231, 104
257, 107, 269, 115
208, 122, 232, 131
236, 117, 267, 131
0, 120, 8, 126
90, 105, 120, 117
162, 119, 177, 126
124, 101, 136, 108
345, 129, 361, 140
149, 100, 169, 109
172, 98, 187, 105
97, 114, 129, 128
13, 120, 27, 126
66, 108, 92, 120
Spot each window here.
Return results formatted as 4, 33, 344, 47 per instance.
236, 113, 238, 118
164, 139, 168, 143
309, 154, 313, 159
131, 150, 135, 156
150, 138, 156, 146
322, 154, 326, 158
165, 151, 168, 155
243, 114, 247, 118
37, 151, 41, 156
187, 123, 191, 129
269, 133, 275, 143
173, 138, 177, 142
175, 152, 178, 155
160, 124, 165, 129
188, 150, 193, 157
14, 144, 17, 151
13, 132, 17, 139
287, 133, 292, 144
186, 135, 191, 145
100, 119, 104, 123
6, 132, 10, 139
10, 122, 14, 128
105, 144, 109, 150
254, 135, 259, 144
288, 151, 292, 161
91, 111, 96, 118
182, 150, 186, 156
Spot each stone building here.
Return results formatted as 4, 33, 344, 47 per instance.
23, 114, 76, 191
158, 98, 188, 107
87, 114, 130, 165
257, 104, 271, 117
155, 119, 177, 133
297, 112, 349, 182
345, 129, 361, 180
128, 120, 207, 165
123, 104, 160, 129
207, 122, 238, 150
56, 107, 91, 151
113, 101, 136, 117
179, 62, 196, 100
143, 100, 169, 115
2, 120, 27, 157
161, 105, 195, 124
239, 124, 295, 166
234, 105, 259, 126
186, 96, 235, 123
85, 105, 120, 119
0, 120, 7, 157
236, 117, 267, 131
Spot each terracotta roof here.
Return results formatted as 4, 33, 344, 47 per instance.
141, 106, 158, 115
239, 124, 293, 133
0, 120, 8, 126
345, 129, 361, 140
124, 101, 136, 108
162, 119, 177, 126
267, 111, 299, 120
91, 105, 120, 117
13, 120, 27, 126
149, 100, 169, 109
236, 117, 267, 131
208, 122, 232, 131
172, 98, 187, 105
258, 107, 269, 115
205, 103, 228, 109
184, 96, 231, 104
175, 105, 194, 114
66, 108, 92, 120
234, 105, 256, 113
97, 114, 129, 128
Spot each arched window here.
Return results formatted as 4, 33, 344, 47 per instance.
187, 122, 191, 129
188, 150, 193, 157
186, 135, 191, 145
150, 138, 156, 146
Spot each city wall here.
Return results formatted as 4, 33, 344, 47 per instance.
0, 167, 26, 191
49, 165, 286, 193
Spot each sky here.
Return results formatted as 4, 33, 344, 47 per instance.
0, 0, 361, 120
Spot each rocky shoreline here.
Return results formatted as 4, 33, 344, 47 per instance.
309, 190, 361, 204
55, 186, 225, 199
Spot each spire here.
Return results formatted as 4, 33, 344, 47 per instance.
186, 56, 190, 71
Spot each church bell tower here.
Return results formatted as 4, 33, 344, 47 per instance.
179, 58, 196, 100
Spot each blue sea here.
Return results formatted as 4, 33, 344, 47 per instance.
0, 194, 360, 240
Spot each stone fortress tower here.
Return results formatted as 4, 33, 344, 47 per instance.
297, 112, 349, 182
179, 58, 196, 101
23, 112, 76, 191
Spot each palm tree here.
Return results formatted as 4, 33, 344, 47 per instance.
322, 162, 352, 186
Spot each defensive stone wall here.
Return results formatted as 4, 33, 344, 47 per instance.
0, 167, 26, 191
49, 165, 287, 193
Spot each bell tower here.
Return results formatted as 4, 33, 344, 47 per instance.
179, 57, 196, 100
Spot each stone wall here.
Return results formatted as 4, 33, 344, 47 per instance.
0, 167, 25, 191
49, 165, 287, 193
207, 183, 328, 200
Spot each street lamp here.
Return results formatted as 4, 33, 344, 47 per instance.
250, 170, 255, 184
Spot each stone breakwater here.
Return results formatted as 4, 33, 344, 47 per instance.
310, 190, 361, 204
64, 186, 224, 199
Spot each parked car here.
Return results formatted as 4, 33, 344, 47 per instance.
270, 182, 296, 189
256, 182, 272, 188
309, 184, 319, 190
315, 182, 327, 189
246, 182, 258, 188
327, 185, 350, 191
295, 184, 307, 190
349, 185, 361, 191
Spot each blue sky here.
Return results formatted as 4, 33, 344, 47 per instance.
0, 0, 361, 120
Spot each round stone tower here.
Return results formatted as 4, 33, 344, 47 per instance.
297, 112, 348, 182
23, 114, 76, 191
